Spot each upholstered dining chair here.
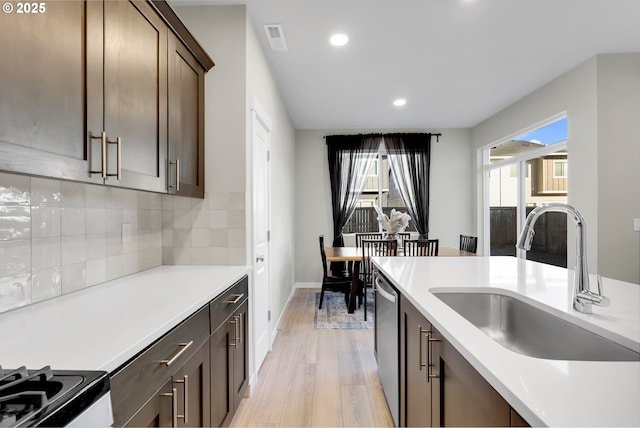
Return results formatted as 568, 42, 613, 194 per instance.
361, 239, 397, 320
403, 239, 439, 256
318, 235, 351, 309
459, 235, 478, 253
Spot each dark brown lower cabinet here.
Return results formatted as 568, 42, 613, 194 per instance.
124, 343, 210, 427
401, 295, 439, 427
110, 276, 250, 428
400, 295, 529, 427
210, 298, 249, 427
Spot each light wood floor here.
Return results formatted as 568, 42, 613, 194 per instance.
230, 288, 394, 427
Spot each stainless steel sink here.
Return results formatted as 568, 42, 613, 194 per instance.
433, 292, 640, 361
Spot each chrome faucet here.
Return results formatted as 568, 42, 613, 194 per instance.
516, 203, 610, 314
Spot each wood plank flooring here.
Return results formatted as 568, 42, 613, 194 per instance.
230, 288, 394, 427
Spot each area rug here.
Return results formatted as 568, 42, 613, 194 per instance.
314, 289, 374, 329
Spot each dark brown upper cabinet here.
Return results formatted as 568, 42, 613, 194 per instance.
0, 1, 103, 184
0, 0, 213, 196
168, 33, 205, 198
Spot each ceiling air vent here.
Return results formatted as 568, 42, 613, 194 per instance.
264, 24, 288, 51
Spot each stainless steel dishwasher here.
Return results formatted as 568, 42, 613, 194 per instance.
374, 270, 400, 427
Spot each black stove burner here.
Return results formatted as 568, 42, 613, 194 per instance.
0, 366, 108, 427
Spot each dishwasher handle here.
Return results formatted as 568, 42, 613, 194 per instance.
375, 276, 397, 303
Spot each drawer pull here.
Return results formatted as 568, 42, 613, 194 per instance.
160, 341, 193, 366
225, 294, 244, 305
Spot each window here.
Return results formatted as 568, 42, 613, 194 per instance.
553, 160, 567, 178
342, 151, 413, 233
483, 116, 568, 267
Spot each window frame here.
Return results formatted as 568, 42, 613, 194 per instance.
481, 113, 568, 257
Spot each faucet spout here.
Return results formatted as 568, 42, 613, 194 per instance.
516, 203, 609, 314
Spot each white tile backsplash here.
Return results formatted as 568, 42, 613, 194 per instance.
0, 175, 246, 313
32, 237, 61, 270
61, 236, 87, 265
0, 240, 31, 276
0, 206, 31, 240
61, 208, 85, 236
31, 178, 61, 206
0, 173, 30, 206
61, 262, 86, 294
0, 273, 31, 312
31, 206, 60, 239
31, 267, 61, 302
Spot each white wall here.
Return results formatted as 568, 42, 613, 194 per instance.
472, 53, 640, 284
245, 14, 297, 337
175, 6, 298, 380
294, 129, 473, 284
597, 53, 640, 283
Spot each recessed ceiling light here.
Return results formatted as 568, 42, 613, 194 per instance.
329, 33, 349, 47
393, 98, 407, 107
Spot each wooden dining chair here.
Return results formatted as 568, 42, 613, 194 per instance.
403, 239, 439, 256
398, 232, 412, 246
318, 235, 351, 309
355, 232, 384, 247
459, 235, 478, 253
361, 239, 397, 320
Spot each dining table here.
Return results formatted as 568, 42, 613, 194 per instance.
324, 246, 475, 314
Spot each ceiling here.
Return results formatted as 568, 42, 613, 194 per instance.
172, 0, 640, 130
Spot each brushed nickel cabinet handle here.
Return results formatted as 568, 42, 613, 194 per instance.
418, 325, 428, 371
183, 374, 189, 424
90, 131, 107, 178
169, 159, 180, 191
107, 136, 122, 180
229, 318, 237, 348
225, 294, 244, 305
159, 341, 193, 366
173, 375, 189, 424
427, 335, 441, 382
238, 312, 243, 345
161, 387, 178, 428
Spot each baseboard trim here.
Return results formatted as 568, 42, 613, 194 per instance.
294, 282, 321, 289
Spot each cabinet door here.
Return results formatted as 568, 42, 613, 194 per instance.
232, 301, 249, 407
173, 342, 211, 428
103, 0, 167, 192
436, 328, 510, 427
168, 34, 205, 198
0, 1, 104, 184
401, 298, 434, 427
210, 321, 234, 427
124, 379, 173, 427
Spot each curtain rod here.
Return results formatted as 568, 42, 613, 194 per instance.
323, 133, 442, 142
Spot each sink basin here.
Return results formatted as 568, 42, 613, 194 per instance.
433, 292, 640, 361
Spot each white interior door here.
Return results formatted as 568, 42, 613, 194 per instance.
251, 96, 271, 374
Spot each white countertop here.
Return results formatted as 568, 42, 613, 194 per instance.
0, 265, 250, 373
372, 256, 640, 427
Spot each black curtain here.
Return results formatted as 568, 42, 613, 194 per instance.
326, 134, 382, 272
385, 133, 433, 238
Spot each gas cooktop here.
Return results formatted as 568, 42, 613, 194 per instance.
0, 366, 112, 427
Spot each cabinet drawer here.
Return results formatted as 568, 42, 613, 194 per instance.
110, 305, 209, 427
210, 276, 248, 333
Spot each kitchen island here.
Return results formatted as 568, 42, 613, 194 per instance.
0, 265, 250, 372
372, 256, 640, 427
